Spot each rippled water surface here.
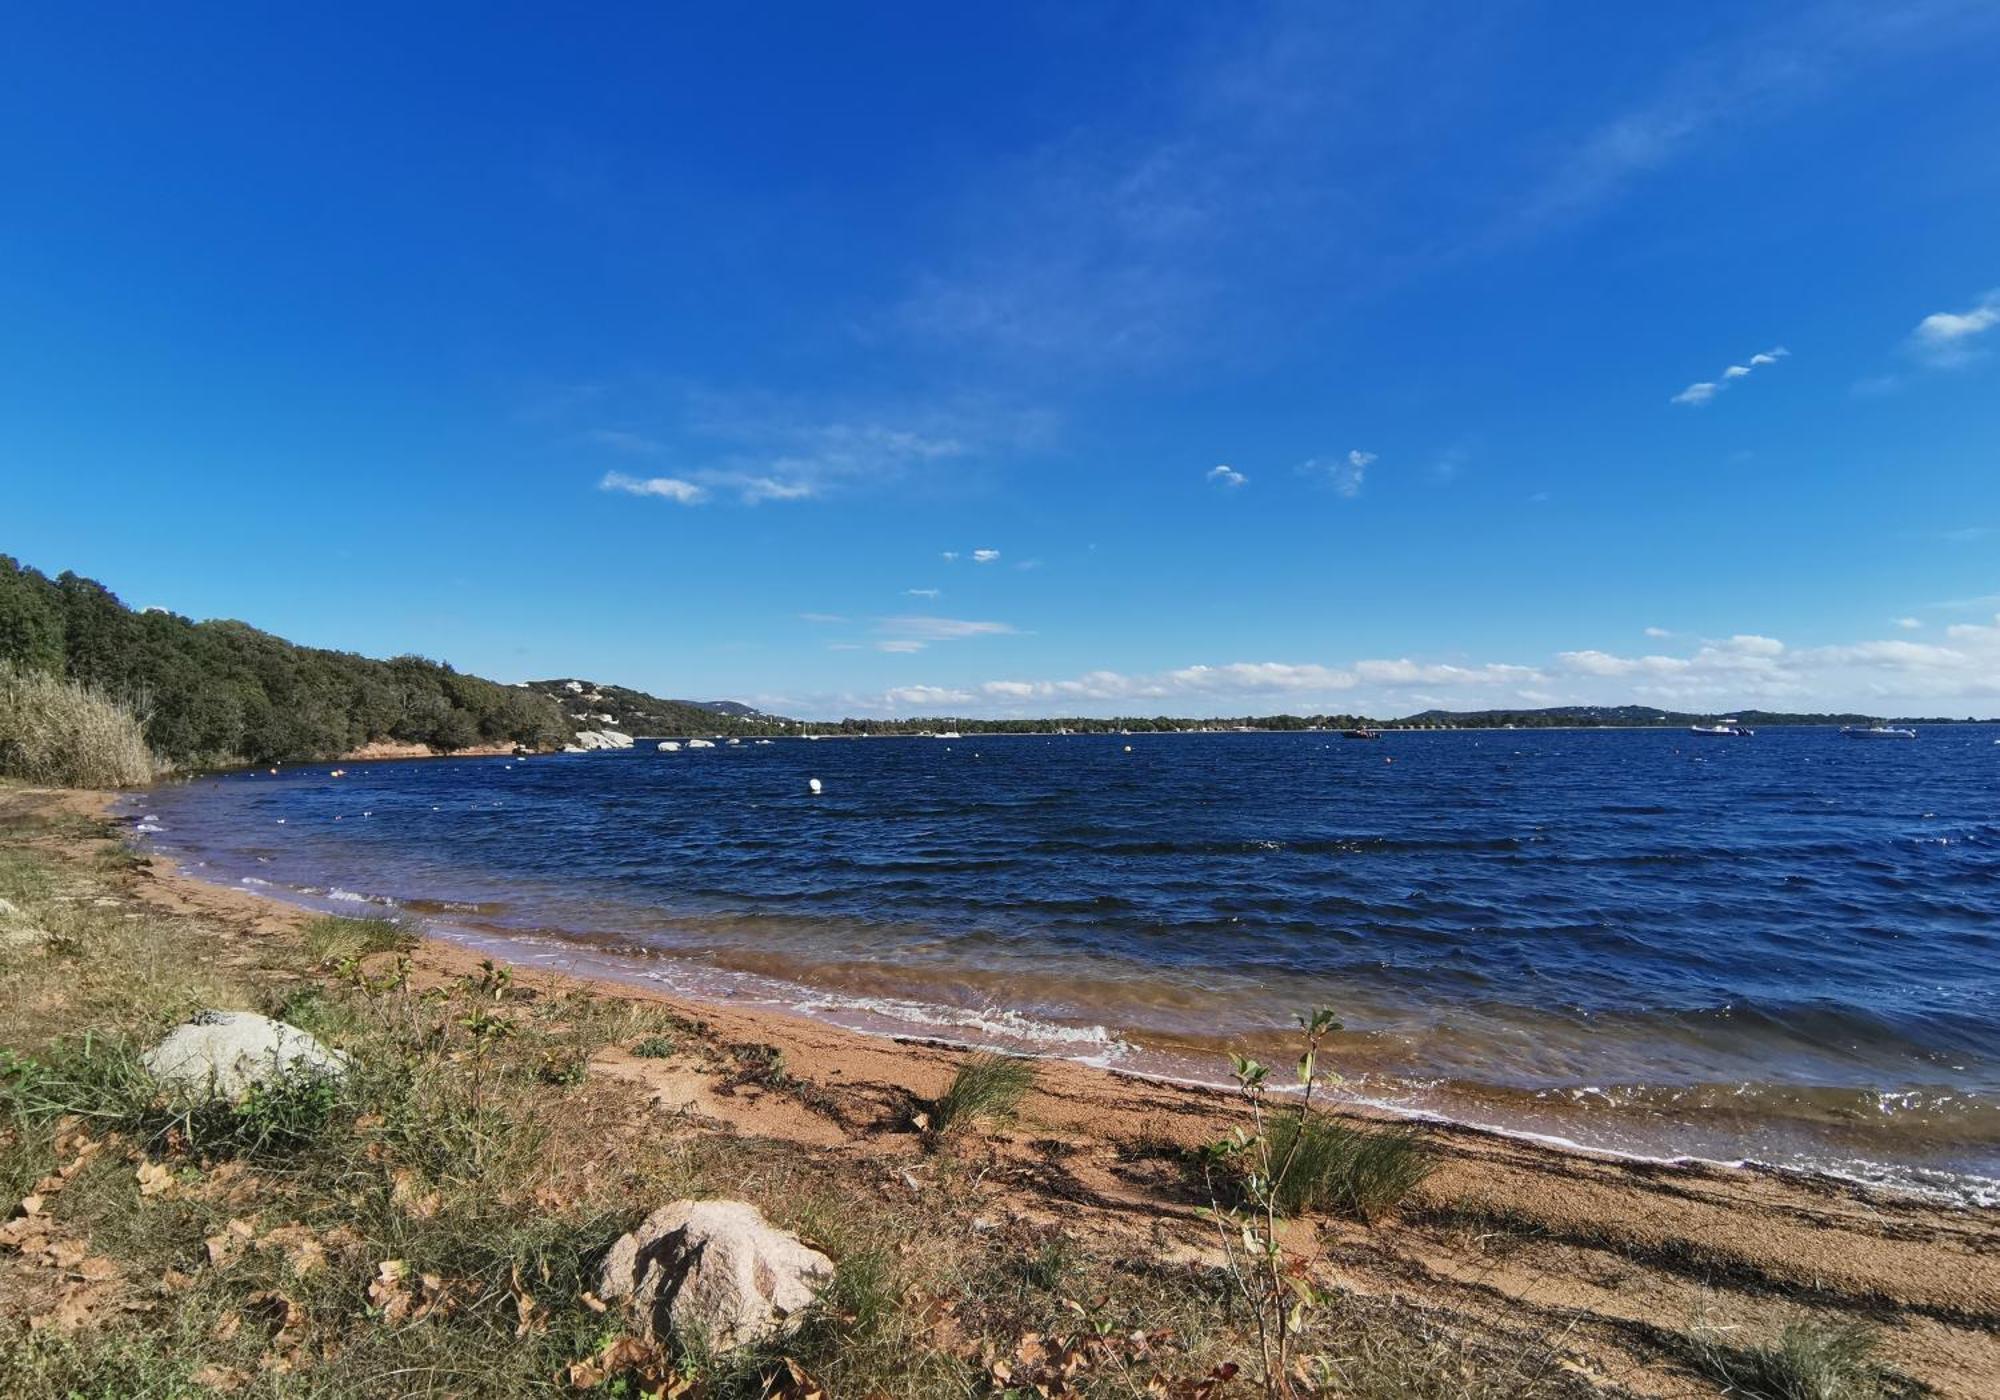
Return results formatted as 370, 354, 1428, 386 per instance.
134, 727, 2000, 1201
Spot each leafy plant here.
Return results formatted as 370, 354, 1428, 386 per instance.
630, 1035, 676, 1059
1198, 1007, 1344, 1399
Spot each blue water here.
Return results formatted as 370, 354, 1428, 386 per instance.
133, 727, 2000, 1202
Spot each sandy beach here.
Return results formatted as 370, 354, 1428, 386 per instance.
1, 783, 1992, 1395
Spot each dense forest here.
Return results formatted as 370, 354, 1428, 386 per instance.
0, 555, 569, 767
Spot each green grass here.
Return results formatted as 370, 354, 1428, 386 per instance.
1691, 1318, 1894, 1400
303, 913, 414, 964
1261, 1111, 1437, 1221
630, 1034, 677, 1058
930, 1052, 1037, 1135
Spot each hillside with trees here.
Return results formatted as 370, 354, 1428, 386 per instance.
522, 679, 795, 738
0, 555, 569, 768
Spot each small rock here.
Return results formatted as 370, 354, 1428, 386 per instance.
141, 1011, 350, 1102
597, 1199, 833, 1354
0, 897, 48, 949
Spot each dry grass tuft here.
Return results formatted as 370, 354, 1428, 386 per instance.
0, 663, 159, 788
930, 1052, 1037, 1135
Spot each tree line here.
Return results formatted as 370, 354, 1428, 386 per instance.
0, 555, 568, 767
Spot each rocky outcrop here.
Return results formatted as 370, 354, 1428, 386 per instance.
564, 729, 635, 753
141, 1010, 351, 1101
597, 1200, 833, 1354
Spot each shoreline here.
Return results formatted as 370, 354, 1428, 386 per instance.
123, 763, 2000, 1211
121, 772, 2000, 1210
8, 782, 2000, 1393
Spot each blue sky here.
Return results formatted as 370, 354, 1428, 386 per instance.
5, 2, 1999, 718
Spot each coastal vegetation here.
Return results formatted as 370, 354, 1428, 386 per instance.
0, 663, 158, 788
0, 555, 569, 770
927, 1053, 1038, 1137
0, 790, 1980, 1395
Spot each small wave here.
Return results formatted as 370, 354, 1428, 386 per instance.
789, 991, 1135, 1061
326, 888, 394, 907
239, 876, 273, 888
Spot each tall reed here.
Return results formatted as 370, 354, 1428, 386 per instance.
0, 662, 159, 787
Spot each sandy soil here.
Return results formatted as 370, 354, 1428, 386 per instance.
14, 786, 2000, 1395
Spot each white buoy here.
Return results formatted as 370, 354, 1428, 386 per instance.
808, 777, 823, 794
1123, 745, 1132, 752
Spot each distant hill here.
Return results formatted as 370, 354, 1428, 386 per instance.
1392, 705, 1967, 729
523, 679, 796, 737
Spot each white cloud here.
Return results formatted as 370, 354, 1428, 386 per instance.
906, 588, 942, 599
598, 471, 707, 504
972, 549, 1002, 563
1644, 626, 1673, 639
798, 613, 847, 624
1908, 290, 2000, 368
885, 684, 973, 707
941, 551, 960, 562
1207, 464, 1247, 488
804, 612, 2000, 719
1894, 617, 1922, 630
1672, 347, 1786, 407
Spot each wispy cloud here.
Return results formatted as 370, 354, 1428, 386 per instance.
971, 549, 1002, 564
1907, 289, 2000, 368
1207, 464, 1247, 488
1644, 626, 1674, 639
1894, 617, 1922, 630
871, 615, 1018, 653
905, 588, 941, 599
1672, 347, 1788, 407
599, 471, 706, 505
798, 612, 847, 624
1304, 450, 1375, 498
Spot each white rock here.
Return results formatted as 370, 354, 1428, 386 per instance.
142, 1011, 350, 1101
597, 1199, 833, 1354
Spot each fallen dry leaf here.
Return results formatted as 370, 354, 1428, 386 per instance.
190, 1364, 250, 1392
135, 1160, 175, 1197
205, 1218, 257, 1267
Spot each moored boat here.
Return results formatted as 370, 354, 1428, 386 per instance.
1341, 728, 1381, 740
1841, 725, 1917, 739
1689, 719, 1754, 737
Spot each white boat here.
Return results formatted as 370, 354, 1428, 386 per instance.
1841, 725, 1917, 739
686, 738, 716, 749
656, 741, 681, 752
935, 731, 961, 740
1689, 719, 1753, 737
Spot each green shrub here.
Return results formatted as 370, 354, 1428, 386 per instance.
630, 1034, 677, 1059
1260, 1112, 1435, 1221
930, 1053, 1036, 1135
0, 661, 158, 787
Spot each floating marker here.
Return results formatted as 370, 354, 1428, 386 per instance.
1123, 745, 1132, 752
808, 777, 823, 794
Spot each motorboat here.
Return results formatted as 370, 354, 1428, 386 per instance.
1841, 725, 1917, 739
1341, 728, 1381, 740
1689, 719, 1753, 737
